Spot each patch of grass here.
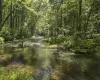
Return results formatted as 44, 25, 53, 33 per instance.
0, 54, 12, 65
0, 63, 35, 80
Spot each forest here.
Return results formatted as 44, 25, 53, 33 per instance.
0, 0, 100, 80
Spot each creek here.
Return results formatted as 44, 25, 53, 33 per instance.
0, 36, 100, 80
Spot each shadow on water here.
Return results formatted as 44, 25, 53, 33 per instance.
50, 50, 100, 80
0, 41, 100, 80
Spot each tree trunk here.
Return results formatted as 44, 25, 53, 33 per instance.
60, 0, 63, 34
10, 2, 13, 29
78, 0, 82, 32
10, 2, 14, 40
0, 0, 2, 30
76, 0, 82, 38
84, 0, 94, 38
1, 9, 15, 29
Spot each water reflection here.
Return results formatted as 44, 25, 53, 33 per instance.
50, 50, 100, 80
0, 45, 100, 80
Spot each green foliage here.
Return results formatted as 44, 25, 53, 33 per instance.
62, 36, 74, 50
56, 35, 65, 44
0, 54, 12, 65
0, 0, 100, 53
46, 37, 55, 44
47, 35, 67, 44
0, 27, 12, 41
0, 72, 34, 80
0, 37, 4, 44
70, 39, 96, 53
31, 35, 36, 39
0, 65, 34, 80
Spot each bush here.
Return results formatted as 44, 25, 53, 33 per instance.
47, 37, 56, 44
0, 37, 4, 44
31, 36, 36, 39
56, 35, 65, 43
62, 36, 74, 50
70, 39, 96, 53
47, 35, 67, 44
0, 27, 12, 41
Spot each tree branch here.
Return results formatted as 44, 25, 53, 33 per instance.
0, 9, 15, 30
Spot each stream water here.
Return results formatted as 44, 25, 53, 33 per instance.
0, 37, 100, 80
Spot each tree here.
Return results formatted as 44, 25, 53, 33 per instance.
0, 0, 2, 30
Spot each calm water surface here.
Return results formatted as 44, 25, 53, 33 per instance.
0, 42, 100, 80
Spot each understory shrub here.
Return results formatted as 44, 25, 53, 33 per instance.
0, 26, 12, 41
47, 35, 67, 44
70, 39, 96, 53
0, 37, 4, 44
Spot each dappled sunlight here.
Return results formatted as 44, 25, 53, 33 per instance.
0, 0, 100, 80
